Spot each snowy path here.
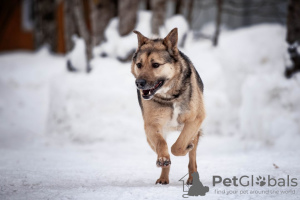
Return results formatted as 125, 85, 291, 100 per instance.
1, 131, 300, 199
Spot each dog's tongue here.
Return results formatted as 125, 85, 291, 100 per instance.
143, 90, 150, 96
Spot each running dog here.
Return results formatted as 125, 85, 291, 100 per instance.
131, 28, 205, 185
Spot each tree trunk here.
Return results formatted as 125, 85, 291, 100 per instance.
118, 0, 139, 36
73, 0, 89, 43
89, 0, 117, 46
187, 0, 194, 28
285, 0, 300, 78
286, 0, 300, 44
242, 0, 251, 26
151, 0, 166, 35
64, 0, 92, 71
63, 0, 76, 52
33, 0, 57, 51
145, 0, 151, 10
213, 0, 223, 46
175, 0, 183, 15
72, 0, 92, 61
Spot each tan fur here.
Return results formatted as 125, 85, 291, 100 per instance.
131, 28, 206, 185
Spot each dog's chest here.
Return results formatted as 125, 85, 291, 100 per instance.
163, 103, 184, 137
170, 103, 181, 127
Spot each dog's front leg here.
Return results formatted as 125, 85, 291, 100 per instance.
171, 116, 204, 156
145, 123, 171, 184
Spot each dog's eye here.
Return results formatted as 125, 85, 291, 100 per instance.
152, 63, 160, 68
136, 63, 142, 68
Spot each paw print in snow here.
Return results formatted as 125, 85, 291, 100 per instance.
256, 176, 266, 186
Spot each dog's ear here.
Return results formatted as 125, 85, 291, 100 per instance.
133, 30, 149, 48
163, 28, 179, 57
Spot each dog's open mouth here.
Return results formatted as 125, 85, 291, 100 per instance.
141, 80, 164, 99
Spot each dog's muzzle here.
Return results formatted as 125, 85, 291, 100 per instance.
136, 79, 164, 100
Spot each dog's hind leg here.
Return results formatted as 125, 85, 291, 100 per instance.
187, 131, 201, 185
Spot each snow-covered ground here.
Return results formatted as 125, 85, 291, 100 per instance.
1, 22, 300, 199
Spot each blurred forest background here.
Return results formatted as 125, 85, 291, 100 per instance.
1, 0, 299, 77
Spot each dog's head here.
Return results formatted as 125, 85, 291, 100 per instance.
131, 28, 180, 100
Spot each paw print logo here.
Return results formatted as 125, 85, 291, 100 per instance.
256, 176, 266, 186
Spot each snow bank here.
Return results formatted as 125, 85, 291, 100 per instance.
186, 24, 300, 148
220, 25, 300, 149
0, 47, 65, 136
240, 73, 300, 148
46, 58, 144, 143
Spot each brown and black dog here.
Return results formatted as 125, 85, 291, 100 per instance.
131, 28, 205, 185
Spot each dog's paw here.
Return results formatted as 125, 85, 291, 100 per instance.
187, 177, 193, 185
156, 178, 169, 185
156, 157, 171, 168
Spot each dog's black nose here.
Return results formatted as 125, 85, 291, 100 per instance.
136, 79, 146, 88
